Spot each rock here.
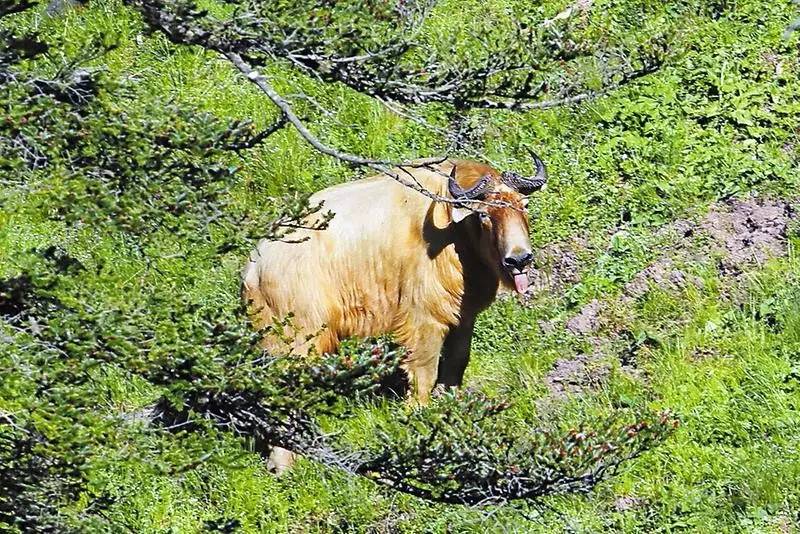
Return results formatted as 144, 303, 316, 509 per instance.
46, 0, 86, 16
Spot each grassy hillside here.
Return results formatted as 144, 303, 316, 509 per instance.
2, 0, 800, 531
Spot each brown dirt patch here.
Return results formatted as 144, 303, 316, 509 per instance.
614, 495, 645, 513
540, 197, 796, 401
542, 351, 611, 400
565, 299, 604, 336
623, 257, 704, 299
701, 198, 794, 274
526, 237, 587, 295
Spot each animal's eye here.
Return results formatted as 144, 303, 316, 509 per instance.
478, 212, 490, 221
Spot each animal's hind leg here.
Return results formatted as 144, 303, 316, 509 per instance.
241, 257, 272, 332
401, 323, 449, 404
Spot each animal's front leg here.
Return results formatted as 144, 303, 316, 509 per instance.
437, 317, 476, 387
402, 323, 449, 404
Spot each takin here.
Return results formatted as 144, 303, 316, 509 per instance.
241, 155, 547, 403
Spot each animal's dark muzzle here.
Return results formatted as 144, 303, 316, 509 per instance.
503, 252, 534, 272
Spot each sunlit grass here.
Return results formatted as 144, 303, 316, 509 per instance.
2, 0, 800, 530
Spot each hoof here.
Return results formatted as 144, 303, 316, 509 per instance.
267, 446, 296, 475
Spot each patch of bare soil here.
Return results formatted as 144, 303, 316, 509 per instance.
623, 257, 704, 300
542, 351, 611, 400
541, 197, 796, 401
526, 237, 587, 295
625, 198, 795, 297
701, 198, 794, 274
614, 495, 645, 513
565, 299, 604, 336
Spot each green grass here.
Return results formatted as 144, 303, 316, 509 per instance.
3, 0, 800, 531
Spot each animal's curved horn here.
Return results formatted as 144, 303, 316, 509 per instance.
448, 165, 492, 200
501, 149, 547, 195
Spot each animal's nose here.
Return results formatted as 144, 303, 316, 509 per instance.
503, 252, 534, 271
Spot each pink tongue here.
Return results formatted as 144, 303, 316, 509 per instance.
513, 273, 529, 294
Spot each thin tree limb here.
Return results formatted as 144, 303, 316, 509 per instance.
460, 61, 661, 110
223, 51, 515, 209
225, 115, 289, 150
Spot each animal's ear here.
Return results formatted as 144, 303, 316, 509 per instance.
450, 205, 474, 224
447, 164, 479, 224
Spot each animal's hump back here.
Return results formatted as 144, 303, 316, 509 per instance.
307, 157, 500, 209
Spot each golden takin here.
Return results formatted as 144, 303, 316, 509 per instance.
242, 156, 547, 403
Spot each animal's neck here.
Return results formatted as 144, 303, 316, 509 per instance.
419, 198, 499, 311
451, 224, 500, 311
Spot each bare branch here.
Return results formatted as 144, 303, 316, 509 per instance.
224, 52, 385, 167
377, 96, 449, 136
225, 114, 289, 150
129, 0, 667, 113
223, 51, 518, 210
459, 60, 661, 111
